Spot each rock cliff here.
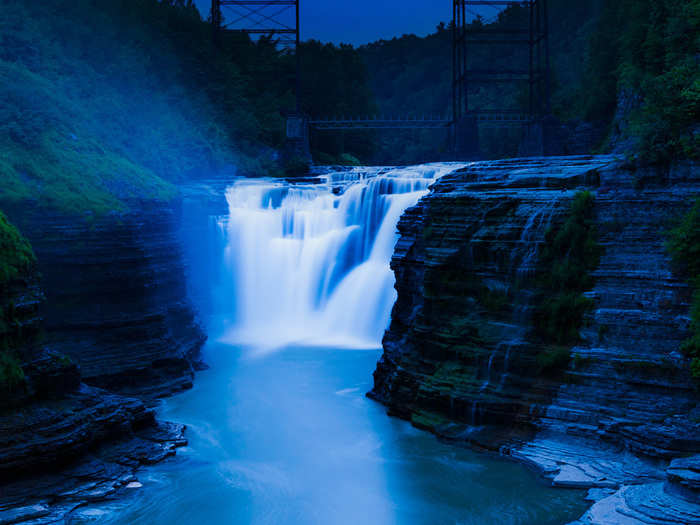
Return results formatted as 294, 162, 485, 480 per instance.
5, 200, 206, 398
0, 201, 204, 522
370, 156, 700, 523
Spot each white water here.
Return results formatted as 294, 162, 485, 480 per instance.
217, 164, 460, 349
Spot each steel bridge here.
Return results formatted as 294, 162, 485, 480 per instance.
209, 0, 552, 155
309, 112, 532, 130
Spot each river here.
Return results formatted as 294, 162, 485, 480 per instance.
73, 165, 587, 524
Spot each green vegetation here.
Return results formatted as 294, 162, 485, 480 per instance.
357, 0, 698, 163
0, 0, 377, 215
0, 351, 25, 393
537, 347, 574, 375
0, 211, 36, 285
300, 41, 377, 163
533, 192, 601, 358
1, 0, 238, 214
578, 0, 700, 163
667, 197, 700, 380
358, 2, 603, 162
0, 212, 34, 393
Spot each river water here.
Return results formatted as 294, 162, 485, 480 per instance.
75, 165, 587, 524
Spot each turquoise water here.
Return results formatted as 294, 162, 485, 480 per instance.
77, 343, 587, 525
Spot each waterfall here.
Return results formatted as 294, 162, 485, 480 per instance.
217, 164, 459, 348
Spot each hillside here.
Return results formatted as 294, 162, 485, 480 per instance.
0, 0, 292, 215
358, 0, 699, 164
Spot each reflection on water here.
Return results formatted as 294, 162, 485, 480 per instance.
78, 343, 587, 525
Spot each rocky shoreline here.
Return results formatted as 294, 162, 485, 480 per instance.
0, 417, 187, 525
0, 197, 205, 524
370, 156, 700, 524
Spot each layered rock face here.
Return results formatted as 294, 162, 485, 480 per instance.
0, 202, 200, 522
370, 156, 700, 522
7, 200, 206, 398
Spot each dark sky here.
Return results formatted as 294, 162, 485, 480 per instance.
195, 1, 493, 45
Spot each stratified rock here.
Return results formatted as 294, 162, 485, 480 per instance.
571, 458, 700, 524
667, 455, 700, 500
370, 155, 700, 522
5, 199, 206, 398
0, 420, 186, 524
0, 200, 201, 521
371, 155, 623, 437
0, 384, 152, 476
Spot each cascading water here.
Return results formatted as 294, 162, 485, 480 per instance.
217, 164, 459, 348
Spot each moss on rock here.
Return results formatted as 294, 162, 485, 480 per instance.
0, 210, 36, 285
531, 191, 601, 375
0, 211, 36, 392
667, 196, 700, 380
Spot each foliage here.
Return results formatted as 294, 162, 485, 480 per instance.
533, 191, 601, 346
0, 0, 382, 213
536, 347, 572, 376
0, 351, 25, 393
668, 198, 700, 277
0, 211, 36, 284
0, 0, 249, 214
300, 40, 378, 162
355, 0, 697, 163
357, 1, 603, 162
578, 0, 700, 163
337, 153, 362, 166
668, 197, 700, 379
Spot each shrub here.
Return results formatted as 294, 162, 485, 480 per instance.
283, 155, 311, 177
0, 351, 25, 392
338, 153, 362, 166
536, 347, 572, 376
0, 210, 36, 284
668, 197, 700, 380
533, 191, 601, 346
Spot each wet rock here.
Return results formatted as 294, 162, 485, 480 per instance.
370, 156, 700, 523
0, 197, 202, 521
571, 481, 700, 525
0, 421, 186, 524
0, 385, 153, 475
667, 455, 700, 500
5, 199, 206, 398
371, 155, 625, 436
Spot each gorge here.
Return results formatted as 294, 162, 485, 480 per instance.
4, 158, 699, 524
1, 1, 699, 523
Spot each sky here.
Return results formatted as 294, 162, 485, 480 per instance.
194, 1, 493, 46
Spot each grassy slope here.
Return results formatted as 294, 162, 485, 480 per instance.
0, 0, 281, 215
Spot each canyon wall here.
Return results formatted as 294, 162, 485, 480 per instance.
0, 201, 202, 522
6, 200, 206, 399
370, 156, 700, 523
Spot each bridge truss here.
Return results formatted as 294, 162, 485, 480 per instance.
211, 0, 301, 110
208, 1, 552, 156
452, 0, 551, 129
309, 112, 531, 130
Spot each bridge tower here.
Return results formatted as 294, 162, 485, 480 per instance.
210, 1, 308, 158
452, 0, 552, 158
